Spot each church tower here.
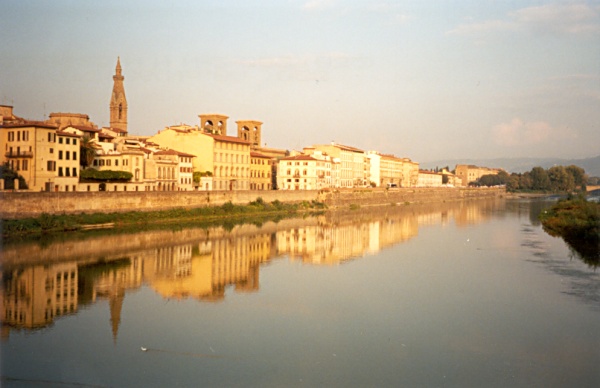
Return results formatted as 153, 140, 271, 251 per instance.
109, 57, 128, 133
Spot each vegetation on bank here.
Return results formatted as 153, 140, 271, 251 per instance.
1, 197, 327, 239
80, 168, 133, 181
471, 165, 590, 193
539, 195, 600, 264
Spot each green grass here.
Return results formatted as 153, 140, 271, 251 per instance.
1, 198, 328, 240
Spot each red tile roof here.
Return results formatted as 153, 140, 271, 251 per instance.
281, 154, 317, 161
205, 133, 251, 145
66, 125, 101, 133
154, 149, 196, 158
0, 120, 58, 129
250, 151, 271, 158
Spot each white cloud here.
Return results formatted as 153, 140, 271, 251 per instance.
491, 118, 576, 147
448, 3, 600, 36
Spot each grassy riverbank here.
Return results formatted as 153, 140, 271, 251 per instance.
539, 196, 600, 263
1, 198, 327, 239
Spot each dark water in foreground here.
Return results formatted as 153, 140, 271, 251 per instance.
1, 199, 599, 387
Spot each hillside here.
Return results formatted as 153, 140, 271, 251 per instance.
421, 155, 600, 177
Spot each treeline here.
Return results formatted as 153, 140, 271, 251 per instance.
472, 165, 588, 193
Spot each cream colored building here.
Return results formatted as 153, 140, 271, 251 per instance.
312, 143, 366, 188
278, 154, 332, 190
153, 149, 195, 191
417, 170, 443, 187
402, 158, 419, 187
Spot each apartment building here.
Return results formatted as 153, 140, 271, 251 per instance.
250, 151, 272, 190
0, 119, 59, 191
278, 154, 332, 190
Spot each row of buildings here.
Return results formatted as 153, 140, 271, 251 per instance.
0, 58, 501, 192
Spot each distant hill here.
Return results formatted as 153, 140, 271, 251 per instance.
421, 155, 600, 177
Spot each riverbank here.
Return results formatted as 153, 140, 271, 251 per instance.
540, 196, 600, 263
0, 186, 505, 219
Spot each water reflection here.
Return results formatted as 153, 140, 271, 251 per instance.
1, 199, 503, 339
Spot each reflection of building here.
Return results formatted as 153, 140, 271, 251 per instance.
1, 263, 78, 339
144, 234, 273, 301
277, 214, 419, 265
78, 258, 142, 343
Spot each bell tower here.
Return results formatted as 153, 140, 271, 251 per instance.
109, 57, 128, 133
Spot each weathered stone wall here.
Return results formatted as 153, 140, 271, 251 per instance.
320, 187, 504, 208
0, 187, 505, 219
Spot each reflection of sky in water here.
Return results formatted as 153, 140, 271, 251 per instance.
1, 199, 599, 387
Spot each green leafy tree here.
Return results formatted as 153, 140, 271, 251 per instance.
530, 167, 551, 191
566, 165, 587, 189
80, 134, 97, 168
0, 163, 28, 189
548, 166, 575, 192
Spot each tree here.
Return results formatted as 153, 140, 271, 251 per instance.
80, 134, 97, 168
548, 166, 575, 192
566, 165, 587, 189
530, 167, 551, 191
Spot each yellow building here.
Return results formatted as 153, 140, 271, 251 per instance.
54, 130, 81, 192
0, 120, 59, 191
250, 151, 272, 190
148, 125, 252, 191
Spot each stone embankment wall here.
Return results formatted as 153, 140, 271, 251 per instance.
0, 187, 505, 219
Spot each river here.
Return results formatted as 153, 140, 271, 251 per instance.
1, 198, 599, 387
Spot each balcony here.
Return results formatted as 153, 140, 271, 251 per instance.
5, 150, 33, 158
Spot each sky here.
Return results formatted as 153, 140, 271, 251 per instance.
1, 0, 599, 163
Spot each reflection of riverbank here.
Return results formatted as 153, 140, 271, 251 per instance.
0, 198, 505, 339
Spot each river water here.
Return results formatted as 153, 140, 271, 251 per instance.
1, 198, 599, 387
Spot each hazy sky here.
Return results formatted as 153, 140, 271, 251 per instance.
1, 0, 599, 163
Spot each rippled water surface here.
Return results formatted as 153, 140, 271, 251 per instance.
2, 199, 599, 387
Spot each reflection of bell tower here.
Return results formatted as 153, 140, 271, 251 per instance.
110, 57, 128, 133
236, 120, 262, 147
199, 114, 228, 135
109, 288, 125, 344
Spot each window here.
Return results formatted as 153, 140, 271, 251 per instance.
73, 152, 77, 160
73, 139, 77, 145
66, 151, 70, 160
59, 137, 63, 144
22, 160, 28, 171
47, 161, 55, 171
17, 131, 20, 141
50, 148, 54, 154
58, 167, 63, 176
115, 160, 119, 166
66, 138, 70, 145
58, 150, 63, 160
72, 168, 77, 177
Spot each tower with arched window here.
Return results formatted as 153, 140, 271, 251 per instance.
109, 57, 128, 133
